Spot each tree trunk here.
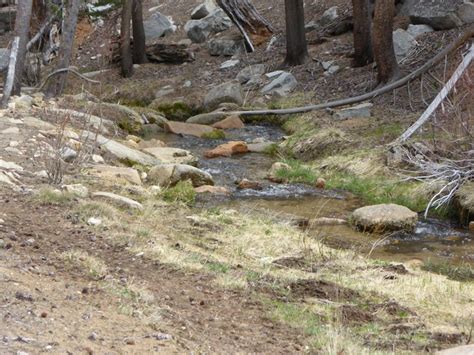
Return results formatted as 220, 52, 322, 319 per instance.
45, 0, 80, 97
352, 0, 373, 67
283, 0, 308, 66
373, 0, 399, 84
216, 0, 273, 52
1, 37, 19, 108
121, 0, 133, 77
12, 0, 33, 96
132, 0, 147, 64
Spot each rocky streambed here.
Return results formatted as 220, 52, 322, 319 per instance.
149, 121, 474, 268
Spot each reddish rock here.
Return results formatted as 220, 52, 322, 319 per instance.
212, 115, 245, 130
164, 121, 214, 137
237, 179, 263, 190
204, 141, 248, 158
469, 221, 474, 231
195, 185, 230, 195
315, 178, 326, 189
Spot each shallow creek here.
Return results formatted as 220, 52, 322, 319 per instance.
152, 124, 474, 266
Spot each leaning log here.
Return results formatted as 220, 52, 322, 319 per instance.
216, 0, 273, 52
1, 36, 19, 108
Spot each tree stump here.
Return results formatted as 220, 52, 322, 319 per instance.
216, 0, 273, 52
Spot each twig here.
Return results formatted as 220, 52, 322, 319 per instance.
37, 67, 101, 90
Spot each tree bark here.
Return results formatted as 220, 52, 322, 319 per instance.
45, 0, 80, 97
373, 0, 399, 84
283, 0, 308, 66
216, 0, 273, 52
1, 37, 19, 108
352, 0, 373, 67
12, 0, 33, 96
132, 0, 147, 64
121, 0, 133, 77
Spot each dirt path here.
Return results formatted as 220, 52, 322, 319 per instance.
0, 190, 305, 353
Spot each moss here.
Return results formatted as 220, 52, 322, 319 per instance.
118, 158, 147, 173
201, 129, 226, 140
263, 143, 279, 156
161, 180, 196, 205
149, 100, 201, 121
118, 118, 143, 135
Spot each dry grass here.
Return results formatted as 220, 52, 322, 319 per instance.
60, 249, 108, 280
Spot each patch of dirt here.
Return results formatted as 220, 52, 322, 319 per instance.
430, 332, 467, 345
372, 300, 417, 317
0, 193, 306, 353
338, 304, 375, 324
288, 279, 359, 302
272, 256, 318, 273
380, 264, 409, 275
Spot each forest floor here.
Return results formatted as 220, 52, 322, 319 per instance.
1, 0, 473, 353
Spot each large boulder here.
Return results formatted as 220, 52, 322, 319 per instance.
406, 24, 434, 38
148, 164, 214, 187
399, 0, 464, 30
185, 8, 231, 43
393, 29, 417, 61
212, 115, 244, 130
437, 344, 474, 355
143, 147, 198, 166
351, 204, 418, 232
144, 12, 176, 42
191, 0, 217, 20
208, 35, 245, 56
261, 72, 297, 96
203, 81, 243, 111
163, 121, 215, 137
457, 2, 474, 25
334, 102, 373, 120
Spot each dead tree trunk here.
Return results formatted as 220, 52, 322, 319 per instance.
45, 0, 80, 97
1, 37, 19, 108
132, 0, 147, 64
12, 0, 33, 95
283, 0, 308, 66
373, 0, 399, 84
216, 0, 273, 52
121, 0, 133, 77
352, 0, 373, 67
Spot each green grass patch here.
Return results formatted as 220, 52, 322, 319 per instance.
201, 129, 226, 140
324, 171, 428, 212
268, 300, 322, 336
161, 180, 196, 205
33, 188, 75, 206
422, 260, 474, 282
206, 261, 230, 274
263, 143, 280, 156
275, 159, 317, 184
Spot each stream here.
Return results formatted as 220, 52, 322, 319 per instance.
152, 123, 474, 267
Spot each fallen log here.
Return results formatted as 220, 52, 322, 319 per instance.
395, 43, 474, 144
146, 43, 195, 63
227, 25, 474, 117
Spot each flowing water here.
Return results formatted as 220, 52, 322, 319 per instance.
152, 124, 474, 266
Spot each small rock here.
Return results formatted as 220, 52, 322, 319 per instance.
60, 147, 77, 162
87, 217, 102, 226
0, 239, 5, 248
0, 159, 23, 171
406, 24, 434, 38
208, 36, 245, 56
9, 141, 19, 147
164, 121, 215, 137
315, 178, 326, 189
143, 147, 198, 166
62, 184, 89, 198
86, 165, 142, 185
237, 64, 265, 84
148, 164, 214, 187
237, 179, 262, 190
92, 154, 105, 164
457, 2, 474, 25
311, 217, 347, 226
321, 61, 334, 70
220, 59, 240, 69
211, 115, 244, 130
247, 141, 275, 153
334, 102, 373, 120
393, 28, 416, 61
15, 291, 34, 301
191, 0, 216, 19
92, 192, 144, 210
267, 162, 290, 181
261, 72, 297, 96
194, 185, 230, 195
143, 12, 176, 42
1, 127, 20, 135
325, 65, 340, 75
469, 221, 474, 231
88, 332, 98, 341
204, 141, 248, 158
